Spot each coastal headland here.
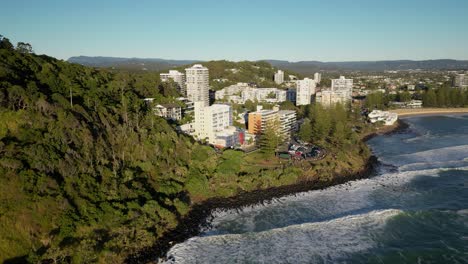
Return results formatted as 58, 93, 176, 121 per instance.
126, 120, 408, 263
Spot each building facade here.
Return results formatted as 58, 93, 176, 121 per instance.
332, 76, 353, 94
296, 78, 316, 106
278, 110, 297, 139
160, 70, 186, 95
194, 102, 239, 147
274, 70, 284, 84
314, 72, 322, 84
154, 104, 182, 121
186, 64, 210, 107
248, 106, 297, 139
453, 73, 468, 88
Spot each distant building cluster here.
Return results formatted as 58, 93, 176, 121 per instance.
155, 65, 354, 149
215, 83, 287, 104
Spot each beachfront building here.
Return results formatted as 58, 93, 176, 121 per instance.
248, 106, 297, 139
278, 110, 297, 138
274, 70, 284, 84
186, 64, 210, 107
296, 78, 316, 106
193, 102, 241, 147
368, 110, 398, 126
160, 70, 186, 95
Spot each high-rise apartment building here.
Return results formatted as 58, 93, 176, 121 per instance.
314, 72, 322, 84
160, 70, 186, 95
186, 64, 210, 106
296, 78, 316, 106
274, 70, 284, 84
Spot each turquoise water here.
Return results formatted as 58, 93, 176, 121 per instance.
164, 115, 468, 264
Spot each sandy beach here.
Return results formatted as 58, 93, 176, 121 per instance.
390, 108, 468, 117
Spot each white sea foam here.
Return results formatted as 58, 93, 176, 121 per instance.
163, 209, 403, 264
203, 166, 468, 235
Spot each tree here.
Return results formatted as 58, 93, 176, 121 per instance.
397, 91, 411, 102
0, 35, 14, 50
16, 42, 33, 53
298, 119, 312, 142
259, 119, 282, 157
423, 89, 437, 107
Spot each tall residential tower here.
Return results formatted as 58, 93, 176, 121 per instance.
186, 64, 210, 106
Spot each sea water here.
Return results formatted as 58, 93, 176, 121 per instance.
163, 115, 468, 264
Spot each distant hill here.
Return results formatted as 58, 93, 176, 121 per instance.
68, 56, 468, 74
68, 56, 199, 71
266, 59, 468, 74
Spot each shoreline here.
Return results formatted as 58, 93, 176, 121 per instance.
125, 120, 409, 264
390, 108, 468, 117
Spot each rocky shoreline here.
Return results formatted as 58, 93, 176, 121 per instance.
125, 120, 409, 264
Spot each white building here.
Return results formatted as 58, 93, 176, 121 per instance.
368, 110, 398, 126
194, 102, 239, 147
154, 104, 182, 121
453, 73, 468, 88
274, 70, 284, 84
215, 83, 250, 103
332, 76, 353, 94
241, 88, 287, 104
186, 64, 210, 107
160, 70, 186, 95
278, 110, 297, 138
296, 78, 316, 106
316, 90, 350, 107
314, 72, 322, 84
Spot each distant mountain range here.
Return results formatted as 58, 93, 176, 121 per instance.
68, 56, 468, 73
68, 56, 199, 72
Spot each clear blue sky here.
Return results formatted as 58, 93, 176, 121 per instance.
2, 0, 468, 61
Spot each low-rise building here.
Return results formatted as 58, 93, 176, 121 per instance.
453, 73, 468, 88
248, 106, 297, 139
154, 104, 182, 121
160, 70, 186, 95
242, 88, 287, 104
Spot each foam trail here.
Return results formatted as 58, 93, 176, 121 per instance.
163, 209, 403, 264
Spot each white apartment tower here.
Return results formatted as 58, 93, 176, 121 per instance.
186, 64, 210, 106
296, 78, 316, 106
194, 102, 232, 143
332, 76, 353, 93
274, 70, 284, 84
160, 70, 186, 95
314, 72, 322, 84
